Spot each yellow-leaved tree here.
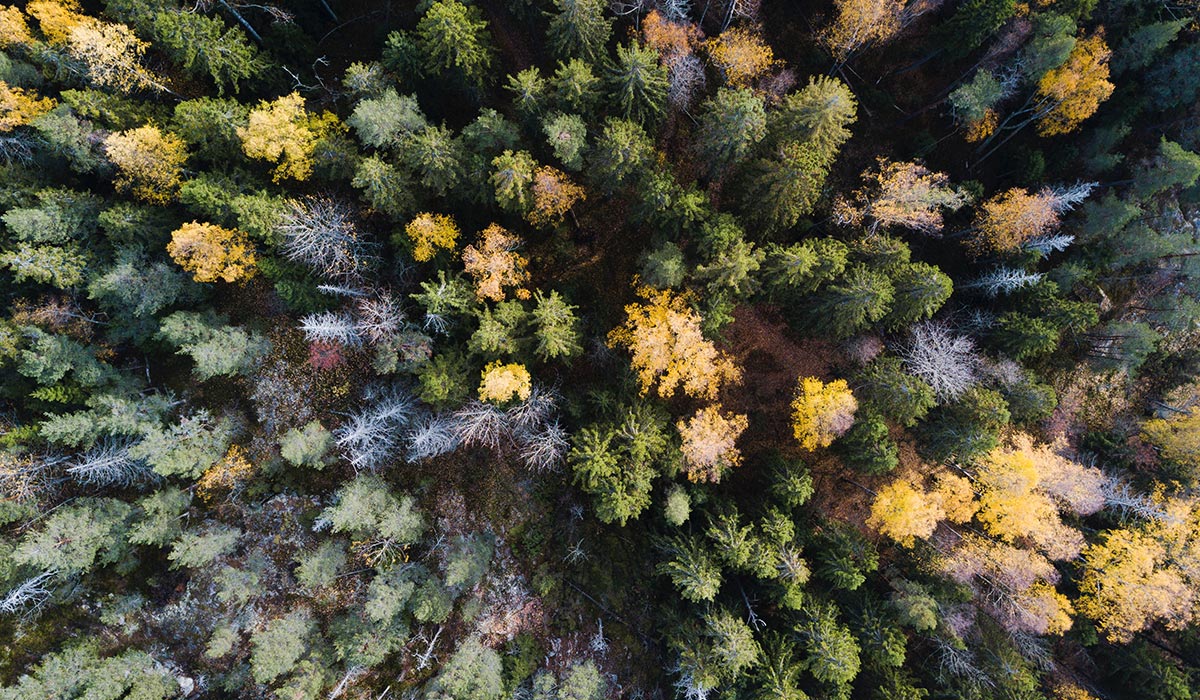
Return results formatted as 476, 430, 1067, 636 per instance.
867, 480, 944, 547
967, 187, 1060, 256
479, 361, 532, 404
607, 286, 741, 400
1077, 494, 1200, 641
461, 224, 530, 302
26, 0, 82, 44
1142, 408, 1200, 479
197, 445, 254, 503
239, 92, 342, 182
833, 158, 969, 235
705, 26, 775, 88
104, 125, 187, 204
528, 166, 585, 228
790, 376, 857, 450
167, 222, 257, 283
676, 404, 749, 483
0, 5, 34, 48
1035, 34, 1114, 137
0, 82, 54, 131
405, 213, 460, 262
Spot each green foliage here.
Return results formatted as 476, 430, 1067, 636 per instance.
130, 410, 234, 479
531, 290, 582, 360
168, 524, 241, 569
855, 356, 935, 427
664, 484, 691, 526
348, 89, 427, 150
279, 421, 334, 469
547, 0, 612, 63
741, 140, 830, 232
321, 475, 426, 544
807, 264, 895, 338
15, 498, 132, 577
151, 10, 264, 94
0, 643, 177, 700
428, 637, 504, 700
251, 609, 317, 684
698, 87, 767, 174
837, 413, 899, 474
542, 112, 588, 170
608, 42, 668, 126
159, 311, 270, 380
657, 535, 723, 602
295, 539, 347, 589
416, 0, 496, 89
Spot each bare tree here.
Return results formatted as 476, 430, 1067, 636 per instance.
1046, 181, 1097, 213
1102, 476, 1176, 523
300, 311, 363, 347
355, 293, 406, 345
1021, 234, 1075, 258
406, 413, 462, 462
336, 387, 415, 471
66, 439, 156, 488
279, 198, 374, 283
517, 422, 569, 472
898, 321, 981, 402
453, 401, 510, 450
667, 54, 706, 110
0, 571, 56, 617
967, 267, 1044, 297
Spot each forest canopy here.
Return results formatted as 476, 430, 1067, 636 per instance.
0, 0, 1199, 699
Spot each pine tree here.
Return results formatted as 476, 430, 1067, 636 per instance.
608, 42, 668, 125
546, 0, 612, 63
416, 0, 496, 89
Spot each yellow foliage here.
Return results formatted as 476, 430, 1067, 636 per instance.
406, 213, 460, 262
239, 93, 341, 182
820, 0, 905, 62
643, 9, 701, 61
197, 445, 255, 503
790, 376, 857, 450
963, 109, 997, 143
1035, 34, 1114, 137
868, 479, 944, 547
834, 158, 968, 235
461, 224, 530, 302
1143, 408, 1200, 477
478, 361, 532, 404
167, 222, 257, 283
706, 26, 775, 87
933, 472, 977, 523
0, 82, 55, 132
1078, 526, 1192, 642
974, 433, 1103, 561
1051, 683, 1098, 700
527, 166, 586, 228
607, 286, 742, 401
26, 0, 83, 44
968, 187, 1059, 256
67, 18, 165, 93
0, 5, 34, 48
1021, 581, 1075, 635
104, 125, 187, 204
676, 404, 749, 483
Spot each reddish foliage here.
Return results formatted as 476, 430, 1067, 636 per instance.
308, 340, 344, 370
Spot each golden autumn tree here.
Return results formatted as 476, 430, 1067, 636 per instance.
405, 213, 460, 262
973, 433, 1105, 561
677, 404, 749, 483
706, 25, 775, 87
791, 376, 857, 450
197, 444, 255, 503
239, 92, 342, 182
0, 5, 34, 48
868, 480, 944, 547
527, 166, 586, 228
820, 0, 906, 64
642, 9, 701, 61
607, 286, 741, 401
1077, 526, 1193, 641
167, 222, 257, 283
26, 0, 82, 44
833, 158, 969, 235
461, 224, 531, 302
1142, 409, 1200, 479
478, 361, 532, 404
0, 82, 54, 131
104, 125, 187, 204
1035, 34, 1114, 137
966, 187, 1060, 256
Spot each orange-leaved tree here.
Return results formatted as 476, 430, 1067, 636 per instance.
462, 224, 530, 302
